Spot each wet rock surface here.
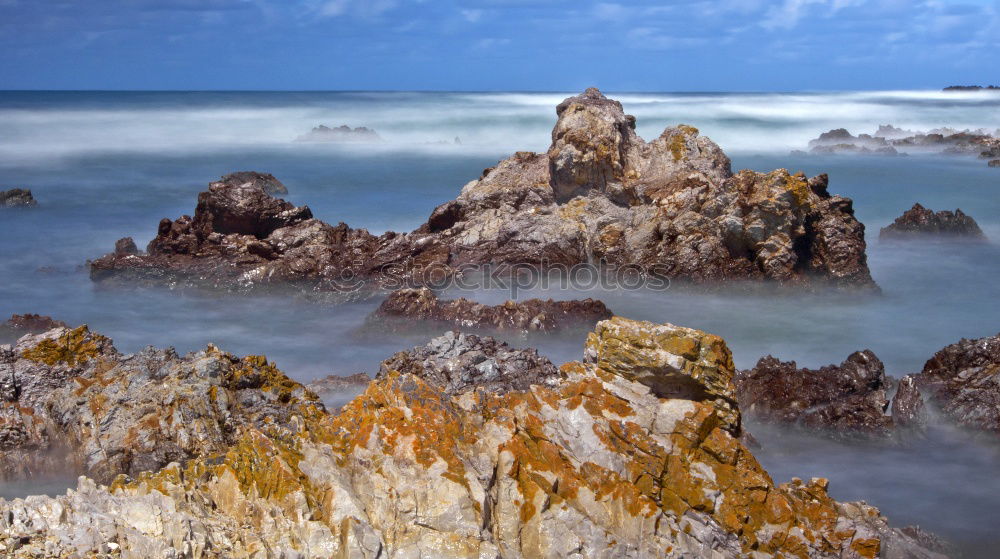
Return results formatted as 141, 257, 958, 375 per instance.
915, 332, 1000, 435
295, 124, 381, 143
0, 188, 37, 208
880, 203, 986, 240
735, 351, 901, 436
90, 88, 876, 293
377, 330, 560, 395
366, 287, 613, 333
0, 318, 945, 558
215, 171, 288, 195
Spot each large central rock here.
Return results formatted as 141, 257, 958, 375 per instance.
90, 88, 876, 292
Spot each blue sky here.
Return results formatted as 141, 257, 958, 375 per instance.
0, 0, 997, 90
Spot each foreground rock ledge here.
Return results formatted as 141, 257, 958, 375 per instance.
0, 318, 942, 558
89, 88, 877, 293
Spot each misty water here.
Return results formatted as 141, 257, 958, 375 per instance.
1, 90, 999, 553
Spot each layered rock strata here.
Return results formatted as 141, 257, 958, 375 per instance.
90, 88, 876, 293
0, 318, 944, 558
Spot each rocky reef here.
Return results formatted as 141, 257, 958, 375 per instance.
0, 314, 67, 343
0, 188, 37, 208
0, 318, 945, 558
365, 288, 612, 333
735, 351, 922, 438
295, 124, 381, 143
89, 88, 877, 293
915, 331, 1000, 435
879, 203, 986, 240
805, 125, 1000, 166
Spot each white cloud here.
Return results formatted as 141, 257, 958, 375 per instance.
461, 8, 483, 22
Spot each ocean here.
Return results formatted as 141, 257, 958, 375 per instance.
1, 90, 998, 553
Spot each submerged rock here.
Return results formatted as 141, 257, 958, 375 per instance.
736, 351, 900, 436
367, 287, 612, 333
295, 124, 381, 143
880, 203, 986, 240
90, 88, 876, 293
0, 188, 37, 208
915, 332, 1000, 435
0, 318, 944, 558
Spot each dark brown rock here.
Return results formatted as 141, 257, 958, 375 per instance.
891, 375, 927, 430
367, 288, 613, 333
736, 351, 893, 436
880, 203, 986, 240
0, 188, 37, 208
215, 171, 288, 195
0, 314, 67, 343
989, 159, 1000, 167
915, 332, 1000, 434
377, 331, 559, 395
114, 237, 139, 256
90, 89, 877, 293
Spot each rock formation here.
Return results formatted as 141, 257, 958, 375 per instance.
215, 171, 288, 196
879, 203, 986, 240
915, 332, 1000, 435
295, 124, 381, 143
305, 373, 372, 412
366, 288, 613, 333
0, 318, 945, 558
735, 351, 915, 437
989, 159, 999, 167
90, 88, 876, 293
0, 188, 37, 208
0, 314, 67, 341
805, 125, 1000, 165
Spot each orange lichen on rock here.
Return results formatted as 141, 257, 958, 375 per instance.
20, 326, 109, 366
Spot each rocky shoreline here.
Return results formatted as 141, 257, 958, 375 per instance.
0, 318, 951, 558
801, 125, 1000, 166
89, 89, 877, 294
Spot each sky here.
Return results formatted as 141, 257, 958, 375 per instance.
0, 0, 997, 91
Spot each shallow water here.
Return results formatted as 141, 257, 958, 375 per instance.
1, 90, 998, 552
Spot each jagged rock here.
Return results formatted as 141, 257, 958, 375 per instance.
0, 324, 322, 483
880, 203, 986, 240
215, 171, 288, 195
295, 124, 381, 143
736, 351, 896, 436
891, 375, 927, 430
366, 287, 612, 333
90, 88, 876, 293
0, 319, 946, 558
915, 332, 1000, 434
114, 237, 139, 256
806, 125, 999, 160
377, 330, 559, 395
0, 188, 36, 208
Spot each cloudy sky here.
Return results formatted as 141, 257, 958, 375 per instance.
0, 0, 996, 90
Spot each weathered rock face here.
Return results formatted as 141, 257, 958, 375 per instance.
89, 88, 876, 293
367, 287, 613, 333
915, 332, 1000, 435
0, 318, 944, 558
377, 330, 560, 395
735, 351, 901, 436
880, 203, 986, 240
891, 375, 928, 430
0, 325, 321, 483
215, 171, 288, 196
0, 188, 37, 208
295, 124, 381, 143
0, 314, 67, 343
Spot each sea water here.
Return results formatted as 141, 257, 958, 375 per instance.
0, 90, 998, 554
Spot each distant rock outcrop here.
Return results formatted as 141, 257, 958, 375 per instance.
943, 85, 1000, 91
879, 203, 986, 240
91, 88, 877, 293
295, 124, 381, 143
366, 288, 612, 333
0, 188, 37, 208
0, 314, 67, 343
805, 125, 1000, 165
